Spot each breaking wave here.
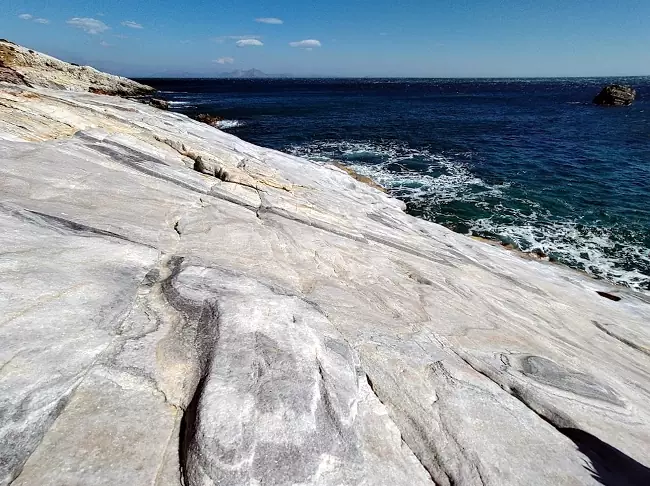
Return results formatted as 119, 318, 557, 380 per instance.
167, 101, 196, 108
215, 119, 245, 129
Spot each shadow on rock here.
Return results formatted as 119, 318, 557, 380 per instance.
560, 428, 650, 486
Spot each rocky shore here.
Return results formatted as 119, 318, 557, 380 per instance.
0, 39, 154, 95
1, 43, 650, 486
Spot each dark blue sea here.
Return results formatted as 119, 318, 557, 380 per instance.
139, 78, 650, 292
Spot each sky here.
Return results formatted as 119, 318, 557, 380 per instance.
2, 0, 650, 78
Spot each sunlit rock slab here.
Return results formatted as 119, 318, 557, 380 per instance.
0, 73, 649, 486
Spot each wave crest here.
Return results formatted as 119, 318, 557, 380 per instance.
215, 119, 244, 129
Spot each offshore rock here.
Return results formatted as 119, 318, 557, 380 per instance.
593, 84, 636, 106
1, 42, 650, 486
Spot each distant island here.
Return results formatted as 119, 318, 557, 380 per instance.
137, 68, 292, 79
216, 68, 290, 79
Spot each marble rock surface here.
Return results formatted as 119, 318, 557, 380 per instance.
1, 63, 650, 485
0, 39, 154, 95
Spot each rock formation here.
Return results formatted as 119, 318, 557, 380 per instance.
593, 84, 636, 106
194, 113, 224, 127
1, 43, 650, 486
0, 39, 154, 95
149, 98, 170, 110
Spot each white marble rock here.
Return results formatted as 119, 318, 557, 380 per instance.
1, 48, 650, 486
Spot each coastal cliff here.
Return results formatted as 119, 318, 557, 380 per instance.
1, 43, 650, 486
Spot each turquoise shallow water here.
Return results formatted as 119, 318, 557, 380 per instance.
141, 77, 650, 292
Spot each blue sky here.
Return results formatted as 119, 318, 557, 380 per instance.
2, 0, 650, 77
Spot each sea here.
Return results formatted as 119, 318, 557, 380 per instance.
138, 77, 650, 293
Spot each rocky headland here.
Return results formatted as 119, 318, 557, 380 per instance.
0, 39, 154, 95
1, 42, 649, 486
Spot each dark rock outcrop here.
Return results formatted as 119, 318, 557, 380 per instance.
593, 85, 636, 106
148, 98, 169, 110
0, 65, 30, 86
194, 113, 223, 127
89, 86, 155, 97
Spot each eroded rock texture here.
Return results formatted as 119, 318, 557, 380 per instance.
0, 39, 154, 95
1, 48, 650, 486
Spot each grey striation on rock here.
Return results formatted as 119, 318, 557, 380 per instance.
1, 43, 650, 486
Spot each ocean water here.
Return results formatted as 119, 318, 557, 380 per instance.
140, 78, 650, 292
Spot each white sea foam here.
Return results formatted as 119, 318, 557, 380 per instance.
287, 139, 650, 292
288, 139, 506, 205
470, 218, 650, 291
215, 119, 244, 129
168, 101, 196, 107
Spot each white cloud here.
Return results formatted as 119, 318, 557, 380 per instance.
67, 17, 109, 34
100, 41, 111, 47
18, 14, 50, 24
255, 17, 283, 24
289, 39, 321, 48
213, 35, 262, 43
236, 39, 263, 47
121, 20, 143, 29
214, 57, 235, 64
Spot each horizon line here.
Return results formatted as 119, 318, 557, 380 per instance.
132, 74, 650, 80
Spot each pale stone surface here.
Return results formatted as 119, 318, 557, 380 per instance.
1, 50, 650, 486
0, 39, 154, 95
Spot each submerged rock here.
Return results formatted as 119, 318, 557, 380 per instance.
593, 84, 636, 106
